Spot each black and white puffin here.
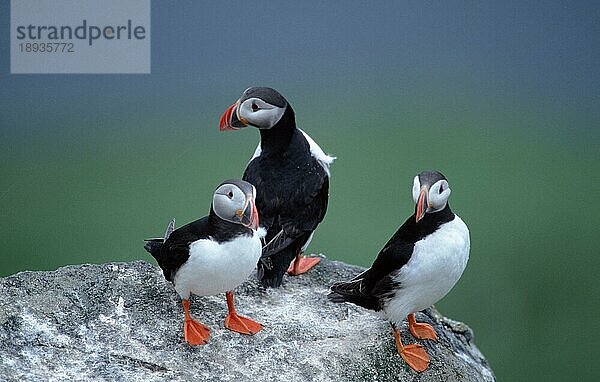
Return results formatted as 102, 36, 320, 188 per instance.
144, 179, 265, 345
219, 87, 335, 288
328, 171, 470, 372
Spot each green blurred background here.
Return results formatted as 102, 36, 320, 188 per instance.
1, 2, 599, 381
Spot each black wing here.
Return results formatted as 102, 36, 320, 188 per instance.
329, 206, 458, 310
259, 175, 329, 258
244, 153, 329, 253
329, 216, 417, 311
243, 131, 330, 287
249, 171, 328, 287
148, 217, 211, 282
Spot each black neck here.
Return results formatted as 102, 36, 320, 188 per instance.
413, 203, 455, 236
259, 105, 296, 154
208, 207, 253, 242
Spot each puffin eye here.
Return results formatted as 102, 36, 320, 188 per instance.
227, 191, 234, 199
439, 185, 444, 193
251, 102, 259, 112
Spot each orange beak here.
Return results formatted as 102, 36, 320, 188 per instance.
249, 197, 259, 230
219, 101, 248, 131
415, 187, 428, 223
240, 196, 259, 230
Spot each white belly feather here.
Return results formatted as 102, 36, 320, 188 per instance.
383, 216, 470, 324
173, 228, 265, 299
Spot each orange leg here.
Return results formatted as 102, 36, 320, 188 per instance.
393, 325, 430, 372
408, 313, 438, 341
182, 299, 210, 346
287, 254, 321, 276
224, 291, 263, 335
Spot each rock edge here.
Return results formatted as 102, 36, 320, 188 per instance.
0, 259, 495, 382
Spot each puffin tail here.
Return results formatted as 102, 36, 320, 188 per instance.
327, 280, 359, 304
327, 290, 349, 303
143, 218, 176, 260
328, 279, 381, 311
143, 239, 163, 260
257, 246, 299, 288
257, 253, 294, 288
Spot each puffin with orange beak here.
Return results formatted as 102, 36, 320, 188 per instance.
220, 87, 335, 288
144, 179, 265, 345
329, 171, 470, 372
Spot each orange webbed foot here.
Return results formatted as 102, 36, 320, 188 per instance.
399, 343, 430, 372
182, 299, 210, 345
393, 325, 430, 373
224, 312, 263, 335
408, 313, 438, 341
224, 291, 263, 335
287, 256, 321, 276
184, 318, 210, 346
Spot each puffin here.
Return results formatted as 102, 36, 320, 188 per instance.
328, 171, 470, 372
144, 179, 265, 345
219, 87, 335, 288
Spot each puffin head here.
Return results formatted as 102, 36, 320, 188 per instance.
219, 87, 289, 131
412, 171, 451, 223
212, 179, 259, 229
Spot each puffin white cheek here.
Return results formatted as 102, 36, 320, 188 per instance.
232, 191, 246, 207
238, 102, 252, 122
238, 99, 285, 129
443, 188, 451, 200
256, 108, 284, 128
212, 195, 232, 220
429, 189, 451, 210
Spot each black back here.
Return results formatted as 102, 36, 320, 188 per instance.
144, 209, 253, 282
329, 204, 455, 311
243, 105, 330, 287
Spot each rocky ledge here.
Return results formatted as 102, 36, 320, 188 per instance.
0, 259, 494, 381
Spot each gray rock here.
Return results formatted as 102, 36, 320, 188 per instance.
0, 259, 495, 382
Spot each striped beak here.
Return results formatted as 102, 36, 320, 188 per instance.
239, 195, 259, 230
415, 186, 428, 223
219, 100, 247, 131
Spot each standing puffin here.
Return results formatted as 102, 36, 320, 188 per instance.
144, 179, 265, 345
328, 171, 470, 372
219, 87, 335, 288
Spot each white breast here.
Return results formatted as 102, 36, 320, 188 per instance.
173, 228, 266, 299
248, 129, 335, 176
383, 215, 470, 324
